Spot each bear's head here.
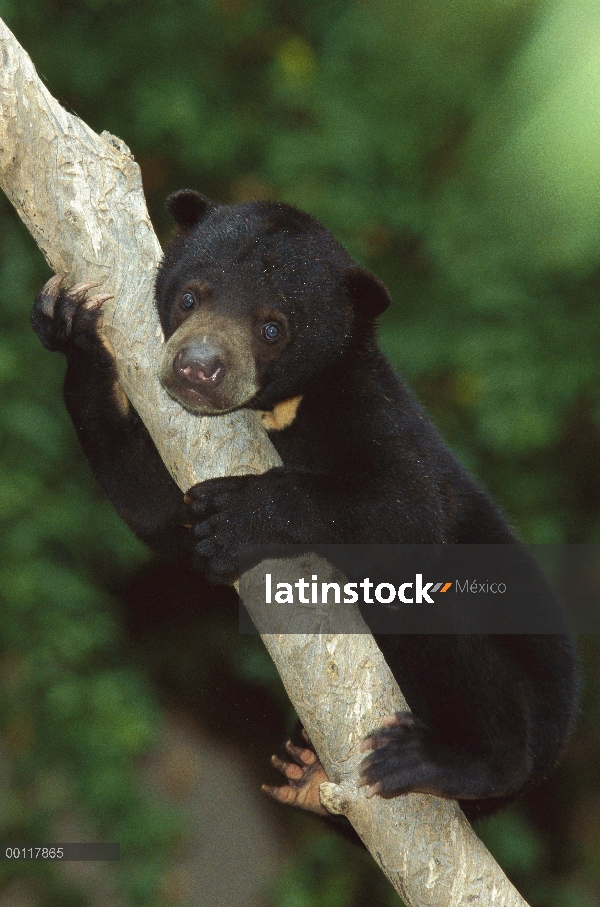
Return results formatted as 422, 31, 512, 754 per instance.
156, 190, 391, 415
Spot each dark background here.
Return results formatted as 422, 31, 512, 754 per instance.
0, 1, 599, 904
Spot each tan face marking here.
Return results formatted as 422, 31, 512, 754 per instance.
259, 395, 303, 432
159, 310, 258, 414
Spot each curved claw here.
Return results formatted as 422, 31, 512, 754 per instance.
83, 292, 112, 311
45, 273, 67, 293
68, 281, 101, 301
34, 273, 66, 318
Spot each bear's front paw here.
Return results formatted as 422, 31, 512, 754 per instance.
262, 738, 329, 816
31, 274, 112, 356
185, 475, 255, 583
359, 712, 435, 798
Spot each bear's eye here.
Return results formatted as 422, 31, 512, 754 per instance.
181, 292, 195, 310
261, 322, 281, 342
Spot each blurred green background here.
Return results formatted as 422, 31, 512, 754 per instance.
0, 0, 599, 904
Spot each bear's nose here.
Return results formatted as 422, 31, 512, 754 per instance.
174, 343, 226, 388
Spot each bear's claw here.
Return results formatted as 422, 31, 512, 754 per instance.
31, 275, 111, 355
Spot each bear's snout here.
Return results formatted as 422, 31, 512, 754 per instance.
174, 343, 226, 388
159, 315, 258, 414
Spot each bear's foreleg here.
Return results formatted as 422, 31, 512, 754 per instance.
31, 277, 190, 556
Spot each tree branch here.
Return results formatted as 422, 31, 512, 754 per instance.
0, 18, 529, 906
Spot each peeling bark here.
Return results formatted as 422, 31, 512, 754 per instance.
0, 18, 529, 906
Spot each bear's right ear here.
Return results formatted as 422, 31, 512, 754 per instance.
344, 266, 391, 317
166, 190, 214, 230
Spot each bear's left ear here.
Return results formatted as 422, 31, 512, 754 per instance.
344, 266, 391, 317
166, 190, 215, 230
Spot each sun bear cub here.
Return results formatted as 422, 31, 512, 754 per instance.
31, 190, 577, 823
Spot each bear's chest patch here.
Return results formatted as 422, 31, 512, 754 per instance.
258, 395, 303, 432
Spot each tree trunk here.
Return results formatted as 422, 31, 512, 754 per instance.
0, 18, 529, 907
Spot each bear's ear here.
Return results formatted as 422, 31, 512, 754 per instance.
344, 266, 391, 317
166, 190, 214, 230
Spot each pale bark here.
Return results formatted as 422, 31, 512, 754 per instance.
0, 18, 529, 906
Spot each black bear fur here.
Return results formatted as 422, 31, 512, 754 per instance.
31, 190, 578, 823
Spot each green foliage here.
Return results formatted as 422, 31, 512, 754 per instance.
479, 810, 545, 874
0, 208, 179, 905
0, 0, 600, 904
